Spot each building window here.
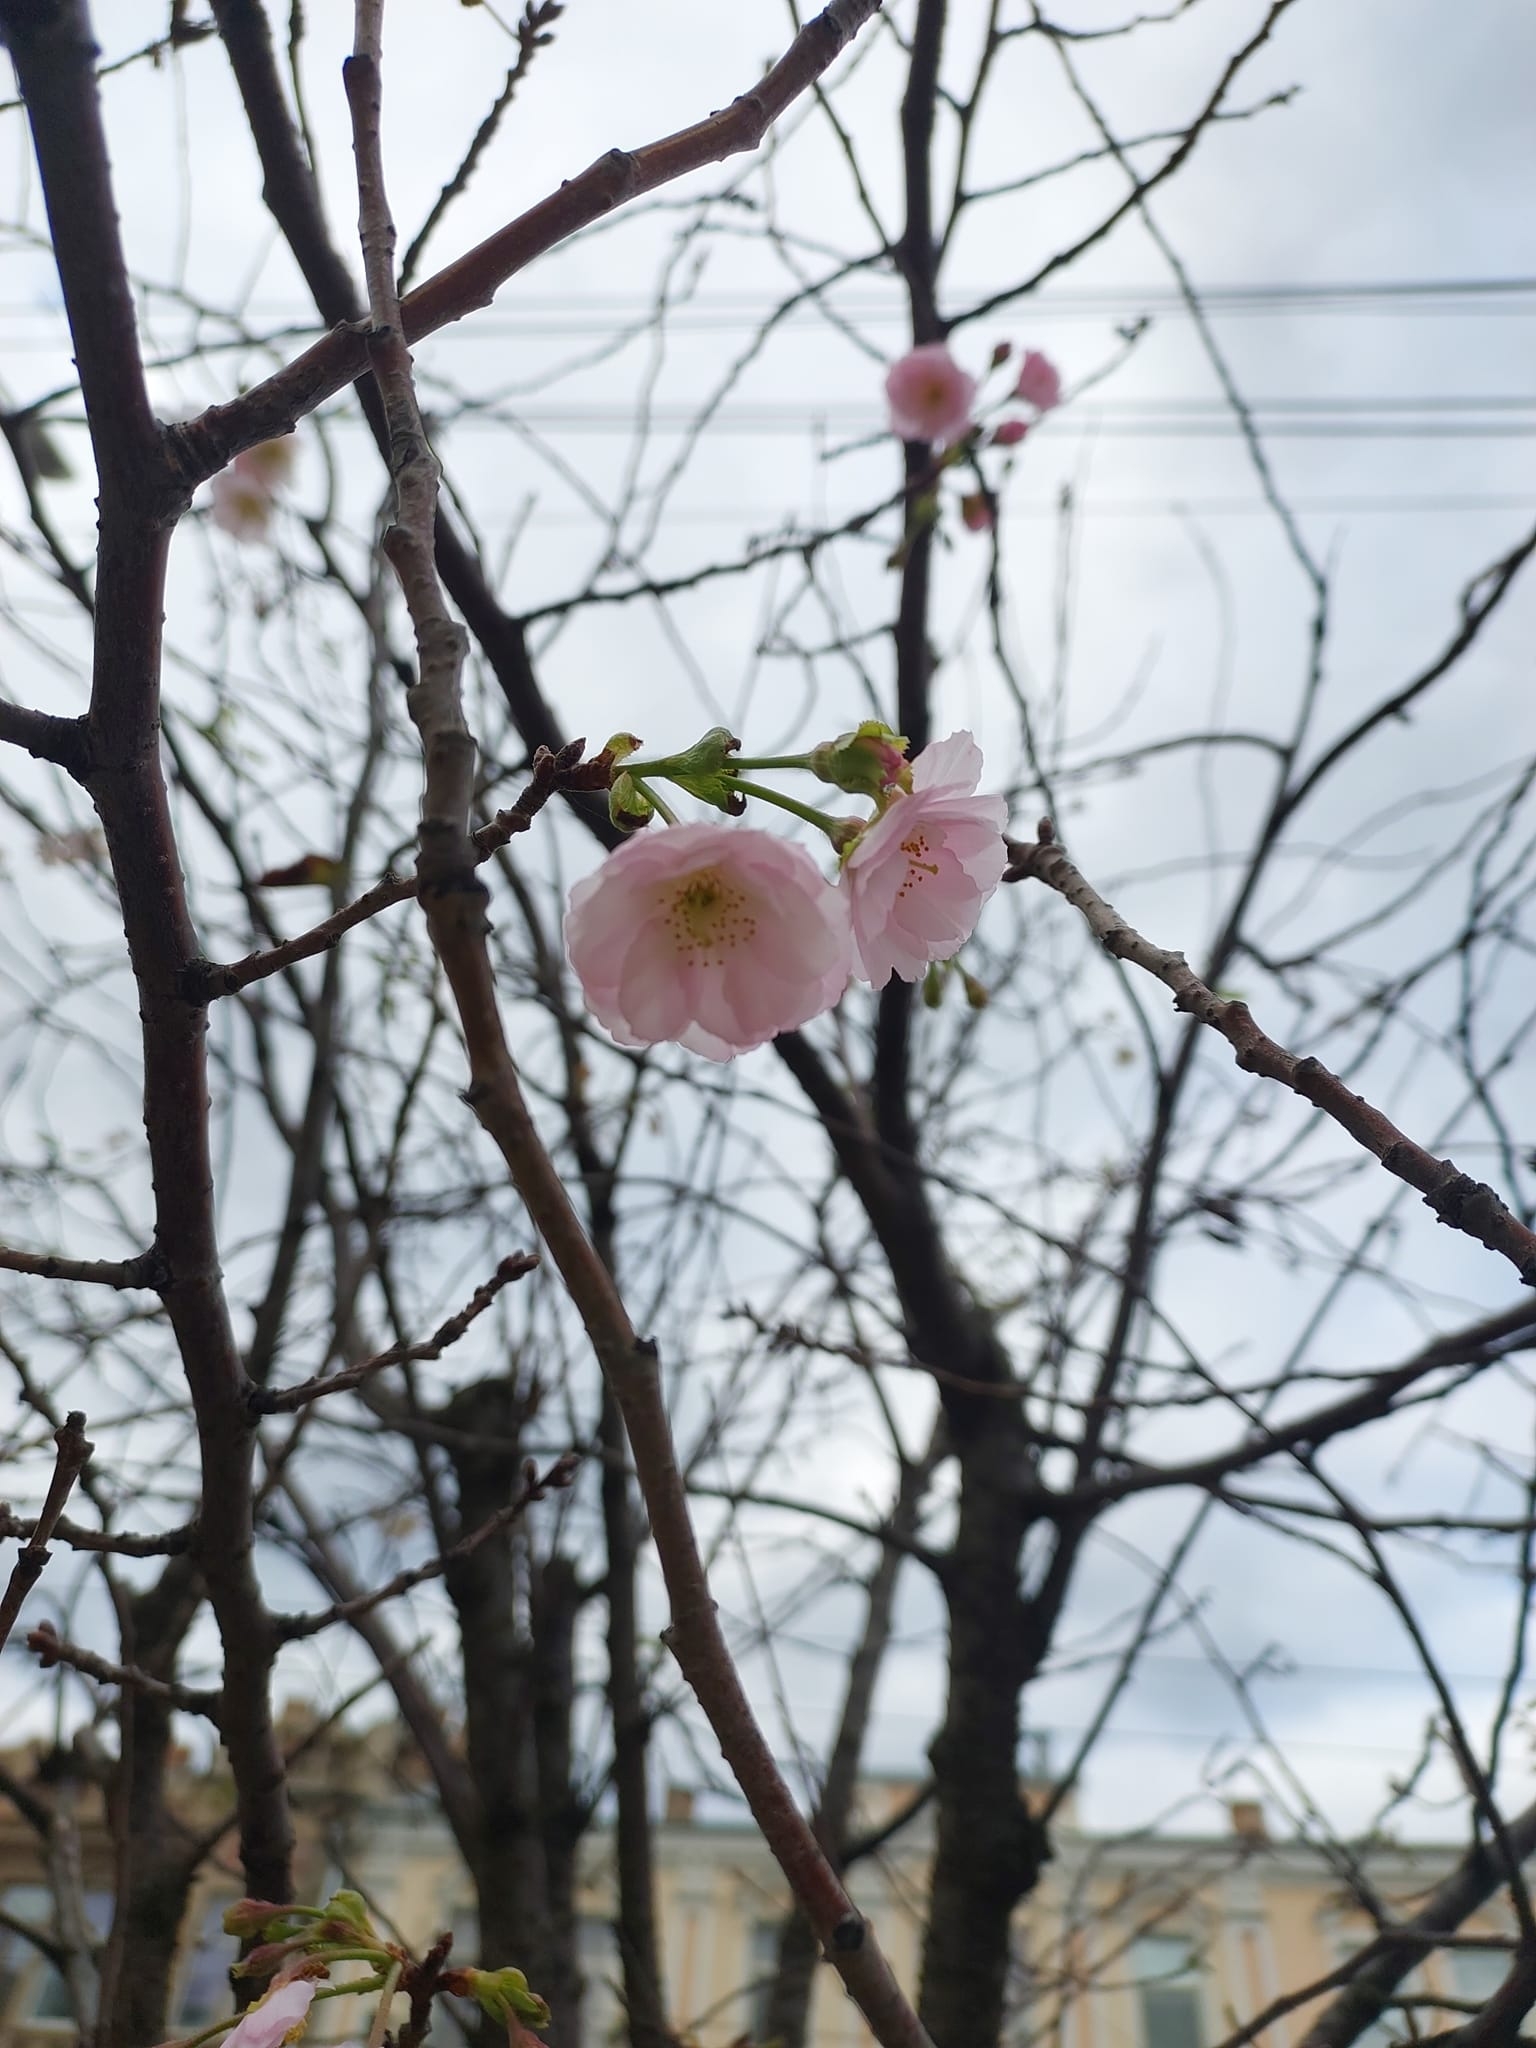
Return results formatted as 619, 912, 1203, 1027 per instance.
0, 1886, 54, 2020
0, 1882, 113, 2027
577, 1916, 622, 2044
1133, 1935, 1204, 2048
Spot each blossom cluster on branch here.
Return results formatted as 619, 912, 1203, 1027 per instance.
158, 1892, 548, 2048
565, 727, 1007, 1060
884, 337, 1063, 538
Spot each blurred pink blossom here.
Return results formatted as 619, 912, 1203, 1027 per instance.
884, 344, 977, 446
1013, 349, 1062, 412
960, 491, 994, 533
209, 440, 295, 541
991, 418, 1030, 447
210, 469, 273, 542
565, 823, 851, 1060
225, 1979, 315, 2048
841, 732, 1007, 988
235, 438, 295, 491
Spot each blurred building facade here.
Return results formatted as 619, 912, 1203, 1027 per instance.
0, 1729, 1518, 2048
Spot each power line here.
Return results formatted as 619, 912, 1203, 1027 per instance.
2, 274, 1533, 339
326, 405, 1536, 440
428, 276, 1536, 337
466, 495, 1535, 526
1127, 1653, 1519, 1688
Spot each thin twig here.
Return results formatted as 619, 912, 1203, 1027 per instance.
198, 737, 613, 999
273, 1453, 581, 1643
252, 1251, 538, 1414
26, 1619, 222, 1720
0, 1413, 93, 1653
0, 1243, 166, 1290
397, 1, 564, 290
0, 1508, 193, 1558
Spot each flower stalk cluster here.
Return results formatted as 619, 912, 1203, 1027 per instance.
153, 1892, 548, 2048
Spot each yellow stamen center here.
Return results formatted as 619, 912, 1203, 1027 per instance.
898, 831, 941, 897
663, 867, 758, 966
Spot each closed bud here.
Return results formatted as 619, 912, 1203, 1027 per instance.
316, 1890, 376, 1941
809, 722, 911, 799
223, 1901, 298, 1940
608, 771, 655, 833
660, 726, 745, 815
960, 491, 994, 533
462, 1965, 552, 2031
256, 854, 343, 890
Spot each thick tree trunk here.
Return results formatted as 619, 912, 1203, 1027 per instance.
918, 1419, 1049, 2047
600, 1386, 672, 2048
98, 1568, 204, 2048
441, 1380, 579, 2048
533, 1553, 585, 2047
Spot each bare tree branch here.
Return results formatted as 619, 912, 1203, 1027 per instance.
1008, 822, 1536, 1286
0, 1412, 92, 1652
167, 0, 890, 488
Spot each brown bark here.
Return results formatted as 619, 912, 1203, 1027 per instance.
532, 1553, 586, 2048
600, 1386, 673, 2048
438, 1381, 576, 2045
97, 1567, 205, 2048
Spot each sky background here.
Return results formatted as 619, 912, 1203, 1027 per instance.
0, 0, 1534, 1863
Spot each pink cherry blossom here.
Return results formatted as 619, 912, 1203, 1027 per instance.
841, 732, 1008, 988
1014, 349, 1062, 413
884, 344, 977, 446
565, 823, 852, 1060
225, 1979, 315, 2048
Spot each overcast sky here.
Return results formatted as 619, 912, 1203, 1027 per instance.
1, 0, 1534, 1854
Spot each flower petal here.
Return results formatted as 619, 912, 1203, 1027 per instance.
910, 730, 984, 795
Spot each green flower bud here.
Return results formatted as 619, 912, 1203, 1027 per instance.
317, 1890, 376, 1940
608, 771, 655, 833
809, 721, 911, 799
463, 1965, 552, 2031
658, 726, 745, 816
